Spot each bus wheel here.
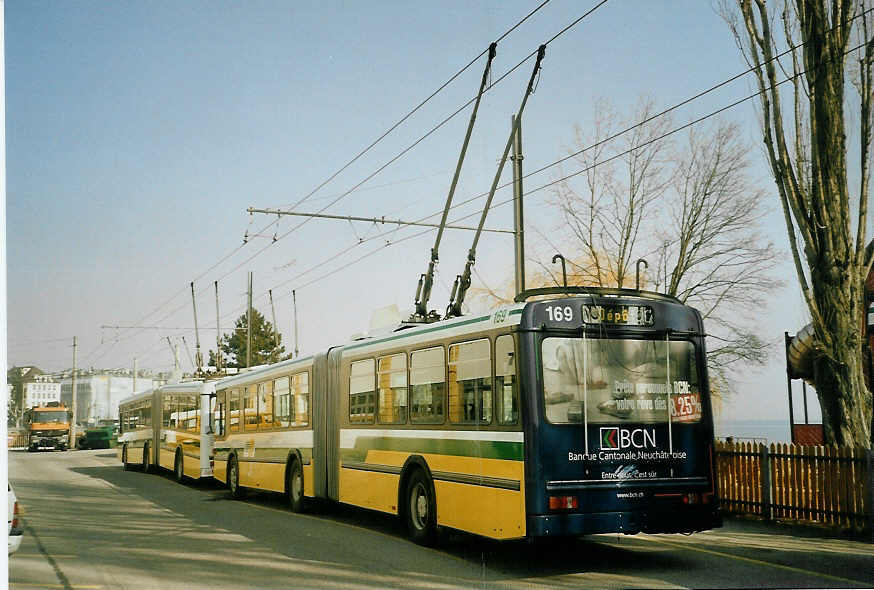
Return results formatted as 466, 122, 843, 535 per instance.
405, 470, 437, 545
174, 450, 184, 483
142, 443, 151, 473
122, 445, 131, 470
286, 459, 304, 513
228, 456, 244, 499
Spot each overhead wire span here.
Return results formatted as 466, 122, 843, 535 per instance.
88, 2, 559, 362
283, 0, 554, 214
224, 2, 610, 311
262, 37, 871, 304
225, 1, 611, 291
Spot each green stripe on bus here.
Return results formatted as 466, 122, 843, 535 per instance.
213, 446, 313, 462
340, 435, 523, 462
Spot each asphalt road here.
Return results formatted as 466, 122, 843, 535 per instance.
7, 448, 874, 589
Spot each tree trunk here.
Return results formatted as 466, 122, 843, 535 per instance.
810, 262, 872, 446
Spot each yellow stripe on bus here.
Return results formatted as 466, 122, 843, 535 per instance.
338, 449, 526, 540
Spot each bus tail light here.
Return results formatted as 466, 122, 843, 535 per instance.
682, 493, 700, 505
11, 501, 20, 529
549, 496, 578, 510
702, 492, 713, 504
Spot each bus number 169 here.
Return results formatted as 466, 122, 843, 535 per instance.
545, 305, 573, 322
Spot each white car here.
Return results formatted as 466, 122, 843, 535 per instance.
8, 484, 22, 554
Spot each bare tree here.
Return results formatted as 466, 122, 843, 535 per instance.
661, 120, 782, 391
554, 98, 674, 287
722, 0, 874, 446
550, 97, 780, 392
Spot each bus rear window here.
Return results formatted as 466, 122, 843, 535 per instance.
541, 337, 701, 425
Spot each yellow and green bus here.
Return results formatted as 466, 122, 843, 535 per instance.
118, 381, 215, 482
211, 358, 313, 510
214, 287, 721, 543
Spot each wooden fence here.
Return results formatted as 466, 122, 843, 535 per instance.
7, 432, 28, 448
715, 441, 873, 531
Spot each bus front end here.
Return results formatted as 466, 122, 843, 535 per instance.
520, 294, 721, 537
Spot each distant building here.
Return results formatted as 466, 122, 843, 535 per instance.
7, 366, 46, 426
23, 374, 61, 408
59, 369, 164, 425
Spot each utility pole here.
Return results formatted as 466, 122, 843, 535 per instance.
70, 336, 78, 449
215, 281, 222, 373
190, 282, 203, 373
511, 114, 525, 297
293, 289, 299, 358
247, 272, 253, 368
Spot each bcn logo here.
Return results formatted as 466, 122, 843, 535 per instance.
600, 427, 657, 449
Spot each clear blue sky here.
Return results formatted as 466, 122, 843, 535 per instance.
5, 1, 835, 425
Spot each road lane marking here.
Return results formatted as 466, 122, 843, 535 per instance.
641, 535, 869, 587
22, 519, 73, 590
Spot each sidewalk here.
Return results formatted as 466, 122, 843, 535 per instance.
723, 513, 873, 543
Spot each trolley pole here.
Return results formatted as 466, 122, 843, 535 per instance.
190, 282, 203, 373
292, 289, 299, 358
269, 289, 279, 357
247, 272, 253, 368
215, 281, 222, 373
511, 114, 525, 297
69, 336, 78, 449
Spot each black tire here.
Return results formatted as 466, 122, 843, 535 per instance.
227, 456, 244, 499
286, 459, 305, 513
142, 443, 150, 473
404, 469, 437, 545
122, 445, 132, 471
174, 449, 184, 483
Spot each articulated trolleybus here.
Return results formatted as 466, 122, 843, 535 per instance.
118, 381, 215, 482
210, 287, 720, 543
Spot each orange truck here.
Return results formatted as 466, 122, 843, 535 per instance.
23, 402, 72, 451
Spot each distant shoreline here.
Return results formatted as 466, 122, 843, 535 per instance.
715, 419, 792, 443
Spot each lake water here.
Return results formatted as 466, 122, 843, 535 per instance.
714, 419, 792, 443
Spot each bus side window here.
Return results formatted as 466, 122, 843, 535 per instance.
410, 347, 445, 424
378, 354, 407, 424
215, 391, 226, 438
496, 335, 519, 425
162, 396, 173, 429
449, 339, 492, 425
349, 360, 375, 424
229, 390, 241, 433
258, 382, 273, 430
274, 377, 290, 428
292, 372, 309, 427
187, 395, 199, 433
245, 385, 258, 431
